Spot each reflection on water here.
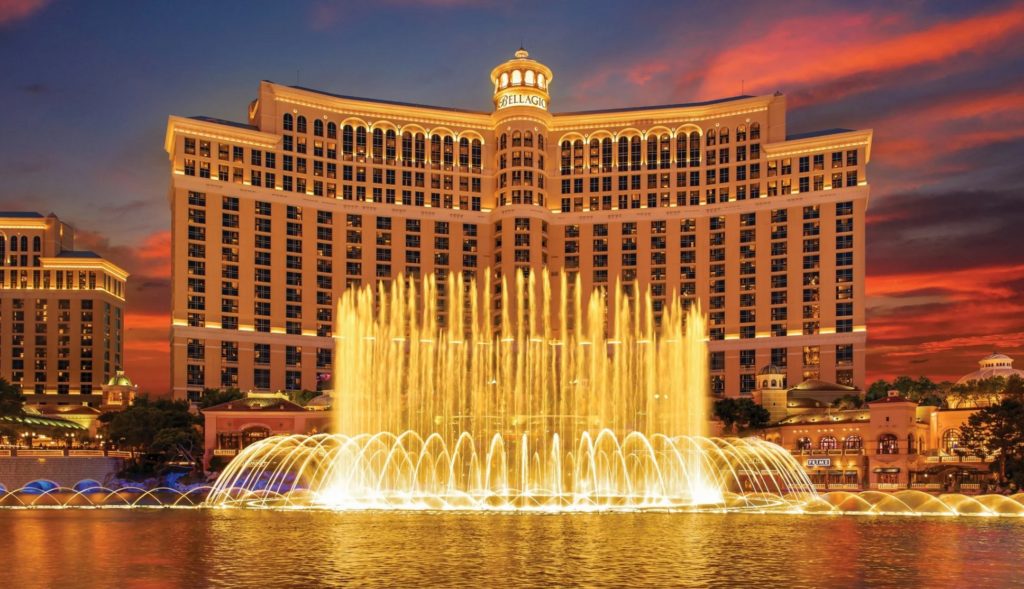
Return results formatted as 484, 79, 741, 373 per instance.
2, 511, 1023, 588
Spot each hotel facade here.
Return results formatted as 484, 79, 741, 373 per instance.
165, 49, 871, 402
0, 212, 127, 406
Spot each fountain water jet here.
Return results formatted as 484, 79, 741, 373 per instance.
208, 270, 817, 511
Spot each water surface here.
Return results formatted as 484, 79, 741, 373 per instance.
2, 511, 1022, 588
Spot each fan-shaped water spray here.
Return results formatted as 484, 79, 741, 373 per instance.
208, 270, 817, 511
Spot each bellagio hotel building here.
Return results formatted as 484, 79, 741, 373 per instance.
0, 212, 127, 406
165, 49, 871, 402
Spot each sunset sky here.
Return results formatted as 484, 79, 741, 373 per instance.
1, 0, 1022, 394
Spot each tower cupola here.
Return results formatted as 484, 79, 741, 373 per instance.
490, 48, 553, 113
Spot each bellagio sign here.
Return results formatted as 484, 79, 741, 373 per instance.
497, 93, 548, 111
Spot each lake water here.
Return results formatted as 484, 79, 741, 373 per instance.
2, 510, 1022, 588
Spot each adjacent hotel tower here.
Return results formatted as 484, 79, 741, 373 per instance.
0, 213, 127, 405
165, 49, 871, 402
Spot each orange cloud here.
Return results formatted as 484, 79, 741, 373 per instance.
867, 264, 1024, 301
866, 263, 1024, 381
698, 5, 1024, 100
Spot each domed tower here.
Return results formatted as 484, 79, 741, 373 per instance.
489, 49, 555, 332
755, 365, 788, 424
491, 47, 553, 114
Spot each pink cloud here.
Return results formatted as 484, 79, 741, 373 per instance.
0, 0, 48, 25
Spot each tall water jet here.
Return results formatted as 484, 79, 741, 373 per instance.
208, 270, 817, 511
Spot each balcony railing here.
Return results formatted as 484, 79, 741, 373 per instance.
924, 455, 993, 463
0, 449, 134, 458
792, 448, 864, 456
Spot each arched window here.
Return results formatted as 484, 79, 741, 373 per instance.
511, 70, 522, 85
342, 125, 354, 155
355, 127, 367, 156
296, 115, 307, 134
646, 135, 658, 170
430, 135, 441, 163
443, 136, 454, 166
590, 138, 600, 169
241, 426, 270, 448
719, 127, 730, 144
20, 236, 27, 251
659, 134, 671, 169
560, 141, 571, 174
770, 379, 777, 388
706, 128, 716, 146
537, 73, 546, 89
0, 236, 5, 263
32, 236, 41, 251
537, 134, 545, 149
524, 70, 535, 86
736, 124, 747, 142
9, 236, 16, 252
796, 437, 812, 450
676, 134, 687, 168
844, 435, 863, 450
471, 140, 482, 169
313, 119, 324, 137
750, 122, 761, 140
327, 122, 337, 139
512, 131, 522, 147
819, 435, 837, 450
283, 113, 293, 131
878, 433, 899, 455
499, 133, 507, 150
401, 132, 413, 161
500, 72, 509, 88
618, 137, 629, 171
630, 136, 641, 171
689, 131, 700, 166
414, 133, 425, 163
573, 140, 584, 172
385, 130, 396, 160
372, 129, 384, 159
907, 433, 916, 454
523, 131, 533, 148
458, 138, 469, 167
601, 138, 612, 170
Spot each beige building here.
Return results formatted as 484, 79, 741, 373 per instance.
164, 49, 871, 402
760, 353, 1024, 492
0, 212, 128, 406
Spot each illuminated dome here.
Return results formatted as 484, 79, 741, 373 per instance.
956, 353, 1024, 384
759, 364, 785, 375
106, 370, 133, 387
490, 48, 553, 112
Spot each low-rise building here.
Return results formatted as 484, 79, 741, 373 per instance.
757, 354, 1019, 492
201, 392, 330, 468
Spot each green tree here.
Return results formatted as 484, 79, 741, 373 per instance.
0, 378, 26, 418
103, 398, 202, 475
288, 389, 321, 406
196, 387, 244, 409
958, 398, 1024, 486
1005, 375, 1024, 402
865, 379, 890, 402
714, 398, 771, 433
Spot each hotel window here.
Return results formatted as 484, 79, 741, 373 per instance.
186, 364, 204, 386
253, 369, 270, 390
836, 344, 853, 365
846, 171, 858, 187
878, 434, 899, 455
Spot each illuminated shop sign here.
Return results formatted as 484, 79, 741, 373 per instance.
806, 458, 831, 467
497, 93, 547, 111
